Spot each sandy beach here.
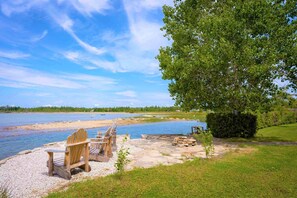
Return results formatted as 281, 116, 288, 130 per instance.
4, 118, 148, 131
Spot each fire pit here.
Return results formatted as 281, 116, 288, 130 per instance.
172, 136, 197, 147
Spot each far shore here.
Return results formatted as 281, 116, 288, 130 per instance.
0, 111, 136, 114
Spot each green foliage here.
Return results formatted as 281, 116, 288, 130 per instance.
257, 110, 297, 129
194, 130, 214, 158
207, 113, 257, 138
223, 123, 297, 142
47, 145, 297, 197
114, 135, 130, 175
157, 0, 297, 112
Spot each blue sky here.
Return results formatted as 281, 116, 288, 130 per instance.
0, 0, 174, 107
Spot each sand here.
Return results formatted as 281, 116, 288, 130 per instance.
5, 118, 146, 131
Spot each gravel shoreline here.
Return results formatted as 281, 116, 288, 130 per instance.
0, 135, 237, 198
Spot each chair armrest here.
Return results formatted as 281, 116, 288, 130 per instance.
90, 141, 108, 145
45, 149, 68, 154
45, 149, 69, 156
67, 141, 89, 147
90, 138, 104, 142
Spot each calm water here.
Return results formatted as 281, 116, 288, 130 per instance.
0, 113, 206, 160
0, 113, 138, 128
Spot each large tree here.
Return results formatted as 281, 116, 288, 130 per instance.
157, 0, 296, 113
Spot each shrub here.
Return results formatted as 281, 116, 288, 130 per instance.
194, 130, 214, 158
257, 110, 297, 129
206, 113, 257, 138
114, 135, 130, 175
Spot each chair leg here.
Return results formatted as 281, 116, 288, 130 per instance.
47, 152, 54, 176
84, 144, 90, 172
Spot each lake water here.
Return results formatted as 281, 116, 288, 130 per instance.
0, 113, 206, 160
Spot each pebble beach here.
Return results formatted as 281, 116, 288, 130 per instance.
0, 135, 237, 198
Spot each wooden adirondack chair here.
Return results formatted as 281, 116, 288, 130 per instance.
46, 128, 91, 180
89, 125, 115, 162
111, 122, 117, 152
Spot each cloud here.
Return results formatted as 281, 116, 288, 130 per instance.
58, 0, 111, 16
0, 50, 30, 59
63, 51, 124, 72
123, 0, 170, 51
1, 1, 106, 56
64, 51, 80, 61
1, 0, 48, 17
50, 13, 106, 55
0, 63, 116, 90
0, 0, 173, 75
30, 30, 48, 42
115, 90, 137, 98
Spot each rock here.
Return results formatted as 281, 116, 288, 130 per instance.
18, 150, 32, 155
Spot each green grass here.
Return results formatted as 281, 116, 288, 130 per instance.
256, 123, 297, 141
133, 111, 207, 123
145, 111, 207, 121
226, 123, 297, 142
48, 145, 297, 197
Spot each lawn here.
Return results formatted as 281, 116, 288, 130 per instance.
48, 143, 297, 197
226, 123, 297, 142
256, 123, 297, 142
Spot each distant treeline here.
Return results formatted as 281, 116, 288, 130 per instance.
0, 106, 180, 113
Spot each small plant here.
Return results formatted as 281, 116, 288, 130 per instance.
194, 130, 214, 158
0, 183, 12, 198
114, 135, 130, 174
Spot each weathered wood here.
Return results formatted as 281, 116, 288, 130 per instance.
53, 166, 71, 180
46, 128, 91, 179
48, 152, 53, 176
84, 143, 90, 172
89, 124, 115, 162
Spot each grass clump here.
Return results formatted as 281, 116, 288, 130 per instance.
0, 183, 12, 198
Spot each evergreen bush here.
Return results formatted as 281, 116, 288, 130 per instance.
206, 113, 257, 138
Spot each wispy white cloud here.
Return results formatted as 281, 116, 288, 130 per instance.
0, 50, 30, 59
123, 0, 170, 52
115, 90, 137, 98
1, 0, 48, 17
83, 65, 97, 70
0, 63, 117, 90
30, 30, 48, 42
50, 12, 106, 55
63, 50, 124, 72
58, 0, 111, 16
64, 51, 80, 61
0, 0, 173, 75
1, 1, 107, 56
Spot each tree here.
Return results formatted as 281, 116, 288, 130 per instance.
157, 0, 297, 113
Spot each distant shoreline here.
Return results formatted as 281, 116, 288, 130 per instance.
0, 112, 134, 114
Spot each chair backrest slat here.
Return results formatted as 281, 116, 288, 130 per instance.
65, 128, 87, 165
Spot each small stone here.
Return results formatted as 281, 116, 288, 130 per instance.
18, 150, 32, 155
